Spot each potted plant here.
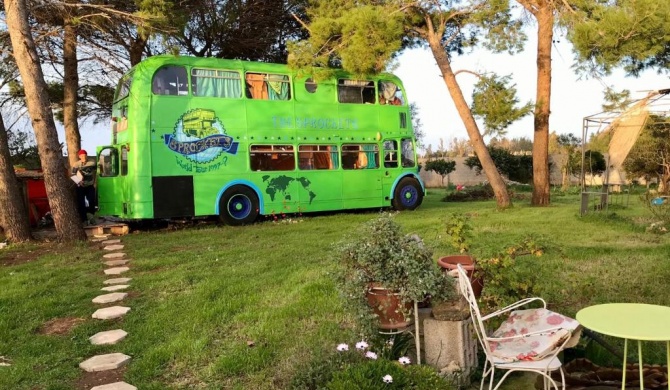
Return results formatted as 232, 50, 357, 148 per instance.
336, 213, 453, 336
437, 213, 484, 298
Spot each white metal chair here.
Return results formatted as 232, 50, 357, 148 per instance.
456, 264, 581, 390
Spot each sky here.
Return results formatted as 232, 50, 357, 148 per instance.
72, 37, 669, 155
393, 39, 669, 152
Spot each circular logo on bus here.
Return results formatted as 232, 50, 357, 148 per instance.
163, 108, 238, 163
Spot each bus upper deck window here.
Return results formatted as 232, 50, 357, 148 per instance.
152, 66, 188, 96
379, 81, 404, 106
192, 68, 241, 98
245, 73, 291, 100
338, 79, 375, 104
305, 78, 317, 93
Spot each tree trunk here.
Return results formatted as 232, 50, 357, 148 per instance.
5, 0, 87, 242
129, 35, 147, 66
63, 14, 81, 168
531, 7, 553, 206
427, 35, 511, 208
0, 113, 33, 242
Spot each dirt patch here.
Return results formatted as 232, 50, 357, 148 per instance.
38, 317, 86, 336
0, 242, 74, 267
74, 366, 127, 390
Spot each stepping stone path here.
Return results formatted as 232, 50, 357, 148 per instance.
82, 235, 138, 389
92, 292, 128, 304
89, 329, 128, 345
103, 278, 131, 285
92, 306, 131, 320
104, 259, 130, 267
104, 267, 130, 275
101, 284, 130, 292
79, 353, 131, 372
91, 382, 137, 390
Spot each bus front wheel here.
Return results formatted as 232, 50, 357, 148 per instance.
219, 186, 259, 225
392, 178, 423, 211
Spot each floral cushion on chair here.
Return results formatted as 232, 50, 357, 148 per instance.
489, 308, 581, 362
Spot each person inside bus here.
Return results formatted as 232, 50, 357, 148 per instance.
72, 149, 97, 223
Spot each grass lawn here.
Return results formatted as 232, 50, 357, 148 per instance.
1, 189, 669, 389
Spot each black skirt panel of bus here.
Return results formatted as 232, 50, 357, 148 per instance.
152, 176, 195, 218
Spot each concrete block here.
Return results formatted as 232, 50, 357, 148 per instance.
103, 252, 126, 259
103, 278, 131, 285
104, 267, 130, 275
92, 306, 130, 320
101, 284, 130, 292
89, 329, 128, 345
103, 245, 124, 251
92, 292, 127, 304
101, 239, 121, 245
423, 317, 478, 383
91, 382, 137, 390
79, 353, 130, 372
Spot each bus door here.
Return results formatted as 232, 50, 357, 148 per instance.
96, 146, 128, 217
381, 139, 400, 198
341, 143, 382, 209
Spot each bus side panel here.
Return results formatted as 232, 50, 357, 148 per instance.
290, 170, 343, 213
341, 170, 383, 209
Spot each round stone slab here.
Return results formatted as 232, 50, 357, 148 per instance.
79, 353, 131, 372
103, 278, 131, 285
92, 292, 128, 304
92, 306, 131, 320
103, 252, 126, 259
101, 239, 122, 245
104, 267, 130, 275
91, 382, 137, 390
104, 259, 130, 267
89, 329, 128, 345
104, 244, 125, 251
101, 284, 130, 292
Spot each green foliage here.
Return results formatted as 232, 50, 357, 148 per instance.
327, 359, 452, 390
641, 192, 670, 231
623, 115, 670, 191
581, 150, 607, 176
465, 146, 533, 183
471, 74, 533, 138
335, 214, 453, 337
565, 0, 670, 75
444, 213, 472, 253
424, 159, 456, 186
443, 184, 495, 202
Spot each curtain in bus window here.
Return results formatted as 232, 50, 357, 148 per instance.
268, 75, 290, 100
329, 146, 339, 169
193, 69, 241, 98
246, 73, 268, 99
363, 144, 378, 168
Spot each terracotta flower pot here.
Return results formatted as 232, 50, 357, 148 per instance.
366, 285, 413, 330
437, 254, 484, 299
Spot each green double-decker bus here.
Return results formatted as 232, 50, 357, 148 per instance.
97, 55, 425, 225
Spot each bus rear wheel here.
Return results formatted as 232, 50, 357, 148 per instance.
219, 186, 259, 225
392, 178, 423, 211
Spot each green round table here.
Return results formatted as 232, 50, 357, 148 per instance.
576, 303, 670, 390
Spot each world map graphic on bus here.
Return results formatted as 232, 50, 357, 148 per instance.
163, 108, 239, 164
262, 175, 316, 204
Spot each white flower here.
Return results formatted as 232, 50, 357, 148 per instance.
383, 374, 393, 383
336, 343, 349, 352
365, 351, 378, 360
386, 339, 394, 346
356, 340, 369, 350
398, 356, 411, 365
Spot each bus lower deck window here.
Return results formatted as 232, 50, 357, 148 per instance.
250, 145, 295, 171
342, 144, 379, 169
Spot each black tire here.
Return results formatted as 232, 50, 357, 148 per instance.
392, 177, 424, 211
218, 185, 259, 225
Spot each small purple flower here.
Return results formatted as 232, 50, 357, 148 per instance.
365, 351, 378, 360
398, 356, 411, 365
336, 343, 349, 352
383, 374, 393, 383
356, 340, 369, 350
